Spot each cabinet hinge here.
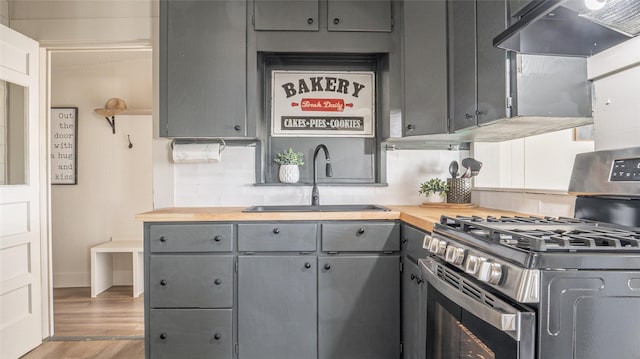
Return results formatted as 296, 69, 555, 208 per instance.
234, 258, 238, 273
235, 343, 239, 355
328, 251, 339, 255
251, 14, 255, 26
507, 96, 513, 108
383, 251, 393, 254
400, 261, 403, 273
400, 342, 403, 354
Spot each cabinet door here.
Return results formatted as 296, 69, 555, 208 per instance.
402, 260, 425, 359
254, 0, 319, 31
238, 256, 317, 359
327, 0, 392, 32
449, 0, 478, 132
476, 0, 508, 126
402, 0, 448, 136
149, 309, 232, 359
318, 255, 400, 359
161, 0, 246, 137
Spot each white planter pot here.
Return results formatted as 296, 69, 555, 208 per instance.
425, 192, 445, 203
279, 165, 300, 183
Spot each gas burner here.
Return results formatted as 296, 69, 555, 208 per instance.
440, 215, 640, 252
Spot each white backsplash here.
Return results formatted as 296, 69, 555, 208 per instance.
174, 147, 467, 206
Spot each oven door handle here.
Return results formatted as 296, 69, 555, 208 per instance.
421, 258, 534, 341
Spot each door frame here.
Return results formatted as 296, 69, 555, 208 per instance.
39, 44, 152, 337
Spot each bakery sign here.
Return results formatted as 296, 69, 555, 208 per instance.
271, 70, 375, 137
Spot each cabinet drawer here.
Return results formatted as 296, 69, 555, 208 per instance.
150, 255, 233, 308
402, 224, 430, 262
322, 222, 400, 252
149, 308, 232, 359
149, 224, 233, 252
238, 223, 317, 252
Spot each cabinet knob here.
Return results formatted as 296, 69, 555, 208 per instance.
407, 124, 415, 131
160, 280, 167, 286
214, 279, 222, 285
272, 228, 280, 234
324, 263, 331, 270
357, 228, 365, 235
304, 262, 312, 269
214, 333, 221, 340
307, 17, 314, 25
159, 236, 167, 243
416, 278, 424, 284
401, 238, 408, 244
234, 125, 241, 131
213, 235, 222, 242
159, 333, 167, 340
465, 113, 474, 121
333, 18, 340, 25
410, 273, 416, 280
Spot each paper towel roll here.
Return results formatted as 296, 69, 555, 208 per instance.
172, 143, 221, 163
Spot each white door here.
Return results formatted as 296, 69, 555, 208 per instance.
0, 24, 42, 358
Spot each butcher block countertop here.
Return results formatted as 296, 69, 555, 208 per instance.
136, 205, 528, 233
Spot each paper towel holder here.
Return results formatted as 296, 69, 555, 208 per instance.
171, 139, 226, 154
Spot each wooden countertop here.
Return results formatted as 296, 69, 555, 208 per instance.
136, 205, 529, 233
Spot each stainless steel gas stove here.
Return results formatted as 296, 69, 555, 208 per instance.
419, 147, 640, 359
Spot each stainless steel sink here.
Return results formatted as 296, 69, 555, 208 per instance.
242, 204, 391, 212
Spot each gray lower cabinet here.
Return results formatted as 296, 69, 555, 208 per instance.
149, 309, 232, 359
401, 223, 429, 359
237, 255, 318, 359
160, 0, 247, 137
318, 255, 400, 359
402, 260, 425, 359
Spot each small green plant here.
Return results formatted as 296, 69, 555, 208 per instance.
419, 178, 448, 196
274, 148, 305, 166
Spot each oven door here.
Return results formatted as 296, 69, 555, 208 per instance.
420, 258, 536, 359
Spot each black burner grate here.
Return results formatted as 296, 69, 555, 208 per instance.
440, 215, 640, 252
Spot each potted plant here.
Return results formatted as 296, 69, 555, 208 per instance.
419, 178, 449, 203
274, 148, 305, 183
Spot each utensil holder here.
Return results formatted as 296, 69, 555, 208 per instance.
447, 178, 471, 204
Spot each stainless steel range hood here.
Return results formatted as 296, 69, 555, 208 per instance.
494, 0, 640, 57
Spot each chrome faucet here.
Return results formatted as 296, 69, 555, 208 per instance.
312, 144, 332, 206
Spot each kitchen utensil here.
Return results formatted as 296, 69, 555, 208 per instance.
461, 166, 471, 178
448, 161, 459, 178
461, 158, 482, 177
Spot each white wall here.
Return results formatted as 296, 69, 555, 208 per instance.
9, 0, 154, 47
51, 51, 153, 287
588, 37, 640, 150
473, 129, 595, 191
174, 147, 468, 206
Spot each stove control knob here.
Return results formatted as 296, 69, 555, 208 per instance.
445, 246, 465, 265
422, 235, 433, 250
436, 239, 448, 256
465, 255, 486, 275
427, 237, 440, 254
477, 261, 502, 285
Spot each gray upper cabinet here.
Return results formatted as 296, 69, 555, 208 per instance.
402, 0, 448, 136
327, 0, 392, 32
318, 255, 400, 359
254, 0, 391, 32
160, 0, 247, 137
449, 0, 507, 132
254, 0, 319, 31
238, 255, 318, 359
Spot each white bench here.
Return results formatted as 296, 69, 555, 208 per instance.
91, 237, 143, 297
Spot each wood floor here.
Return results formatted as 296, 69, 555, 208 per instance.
20, 286, 145, 359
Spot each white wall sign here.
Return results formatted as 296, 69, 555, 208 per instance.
51, 107, 77, 184
271, 70, 375, 137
